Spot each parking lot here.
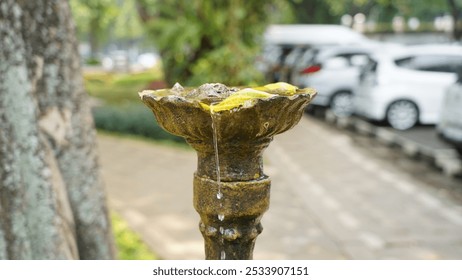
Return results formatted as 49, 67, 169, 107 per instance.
314, 109, 462, 178
261, 29, 462, 159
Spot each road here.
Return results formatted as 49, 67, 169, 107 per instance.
99, 114, 462, 260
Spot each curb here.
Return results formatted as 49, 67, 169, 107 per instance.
324, 110, 462, 177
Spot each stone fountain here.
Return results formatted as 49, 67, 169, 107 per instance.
139, 82, 316, 260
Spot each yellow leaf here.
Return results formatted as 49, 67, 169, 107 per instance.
209, 88, 274, 113
256, 82, 298, 95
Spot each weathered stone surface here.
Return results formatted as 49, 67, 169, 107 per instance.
194, 175, 270, 260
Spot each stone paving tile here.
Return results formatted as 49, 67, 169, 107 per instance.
264, 117, 462, 260
98, 114, 462, 260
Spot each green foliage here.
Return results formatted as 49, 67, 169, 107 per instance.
112, 0, 144, 40
138, 0, 293, 86
85, 57, 101, 65
321, 0, 461, 38
324, 0, 453, 21
112, 213, 158, 260
92, 104, 185, 144
288, 0, 338, 24
70, 0, 119, 56
84, 69, 185, 144
189, 44, 263, 86
70, 0, 145, 57
70, 0, 117, 35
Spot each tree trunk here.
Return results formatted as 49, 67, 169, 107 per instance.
0, 0, 115, 259
448, 0, 461, 41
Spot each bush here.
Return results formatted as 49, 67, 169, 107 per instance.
92, 104, 185, 144
85, 57, 101, 65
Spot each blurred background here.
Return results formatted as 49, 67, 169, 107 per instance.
77, 0, 462, 173
71, 0, 462, 259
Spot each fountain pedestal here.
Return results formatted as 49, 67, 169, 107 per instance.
140, 83, 316, 260
194, 175, 270, 260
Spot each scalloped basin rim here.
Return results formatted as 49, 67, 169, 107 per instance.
139, 88, 316, 113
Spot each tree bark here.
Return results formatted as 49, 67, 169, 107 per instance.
0, 0, 115, 259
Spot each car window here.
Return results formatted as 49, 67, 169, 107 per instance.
359, 57, 377, 81
395, 55, 462, 73
284, 47, 309, 67
350, 54, 370, 67
364, 57, 377, 72
298, 49, 318, 67
323, 56, 349, 69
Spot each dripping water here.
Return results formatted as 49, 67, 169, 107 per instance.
211, 112, 222, 200
211, 111, 226, 259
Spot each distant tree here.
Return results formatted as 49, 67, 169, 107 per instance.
289, 0, 338, 24
112, 0, 144, 43
70, 0, 119, 60
447, 0, 461, 40
136, 0, 292, 86
0, 0, 115, 259
324, 0, 461, 40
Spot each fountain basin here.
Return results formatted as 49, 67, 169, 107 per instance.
140, 83, 316, 181
139, 82, 316, 259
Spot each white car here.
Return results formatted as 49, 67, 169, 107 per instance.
354, 45, 462, 130
295, 45, 381, 117
437, 69, 462, 155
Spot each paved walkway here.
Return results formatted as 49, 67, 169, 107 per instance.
98, 116, 462, 260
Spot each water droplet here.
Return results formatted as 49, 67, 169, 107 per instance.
218, 214, 225, 221
224, 228, 237, 240
220, 250, 226, 260
216, 192, 223, 200
205, 226, 217, 237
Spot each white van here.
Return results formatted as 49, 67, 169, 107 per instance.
258, 24, 374, 83
263, 24, 372, 46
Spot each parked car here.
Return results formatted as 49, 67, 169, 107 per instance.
258, 24, 374, 84
354, 44, 462, 130
294, 45, 382, 117
263, 24, 372, 46
437, 68, 462, 155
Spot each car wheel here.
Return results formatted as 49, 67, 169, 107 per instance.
330, 91, 353, 117
386, 100, 419, 130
